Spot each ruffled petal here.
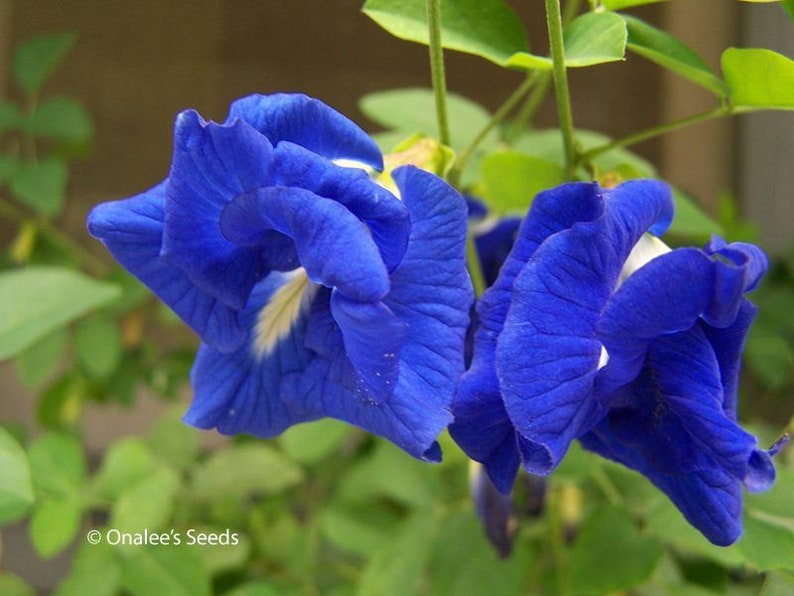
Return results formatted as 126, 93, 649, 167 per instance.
597, 242, 767, 396
581, 328, 762, 546
270, 142, 409, 272
226, 93, 383, 169
188, 166, 470, 462
451, 182, 604, 490
220, 186, 390, 303
329, 289, 406, 398
162, 111, 273, 309
184, 271, 318, 436
86, 182, 246, 352
496, 180, 673, 475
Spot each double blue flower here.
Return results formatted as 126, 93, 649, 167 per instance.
88, 93, 783, 546
451, 180, 784, 546
88, 94, 473, 461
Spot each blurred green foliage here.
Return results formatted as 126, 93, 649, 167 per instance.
1, 1, 794, 593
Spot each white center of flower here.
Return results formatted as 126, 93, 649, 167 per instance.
616, 233, 672, 289
597, 345, 610, 370
332, 158, 374, 173
253, 268, 318, 358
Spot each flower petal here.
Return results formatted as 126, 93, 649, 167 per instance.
226, 93, 383, 169
86, 182, 246, 352
597, 243, 767, 395
329, 289, 406, 398
451, 182, 605, 490
496, 180, 674, 475
271, 142, 409, 272
184, 271, 318, 436
162, 111, 273, 309
580, 328, 761, 546
220, 186, 390, 303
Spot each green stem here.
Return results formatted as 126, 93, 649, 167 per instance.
507, 72, 552, 142
579, 107, 727, 164
449, 74, 537, 186
426, 0, 450, 147
466, 232, 487, 298
545, 0, 577, 178
548, 487, 573, 596
0, 196, 108, 276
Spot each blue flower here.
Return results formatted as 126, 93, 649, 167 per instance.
450, 179, 786, 545
88, 93, 472, 461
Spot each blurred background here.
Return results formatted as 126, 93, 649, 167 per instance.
0, 0, 792, 593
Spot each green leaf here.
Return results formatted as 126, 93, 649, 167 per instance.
571, 505, 664, 594
667, 188, 724, 240
362, 0, 528, 65
146, 407, 201, 471
723, 48, 794, 110
93, 438, 157, 500
30, 494, 83, 558
36, 373, 85, 431
602, 0, 667, 8
0, 427, 34, 524
0, 266, 121, 360
55, 541, 122, 596
27, 432, 86, 497
111, 466, 180, 533
359, 87, 492, 151
336, 440, 439, 508
0, 101, 24, 134
737, 468, 794, 570
0, 574, 36, 596
507, 12, 627, 70
622, 16, 726, 96
14, 327, 68, 389
12, 32, 76, 95
783, 0, 794, 21
477, 151, 566, 215
75, 316, 122, 380
429, 511, 526, 595
120, 546, 211, 596
356, 510, 436, 596
321, 500, 403, 556
277, 418, 350, 465
761, 570, 794, 596
24, 96, 93, 143
10, 157, 68, 216
0, 153, 20, 184
191, 444, 304, 501
192, 527, 251, 575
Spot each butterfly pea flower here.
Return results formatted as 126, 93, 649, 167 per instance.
450, 179, 786, 545
87, 94, 473, 461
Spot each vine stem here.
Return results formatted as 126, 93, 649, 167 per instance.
579, 107, 728, 163
466, 233, 487, 298
426, 0, 450, 147
0, 196, 108, 276
545, 0, 577, 178
449, 73, 538, 186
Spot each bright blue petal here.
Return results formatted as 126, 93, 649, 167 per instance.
226, 93, 383, 169
162, 111, 273, 309
581, 328, 761, 546
188, 166, 470, 462
86, 182, 246, 352
597, 243, 767, 396
496, 180, 673, 475
184, 272, 317, 436
329, 290, 406, 398
451, 182, 604, 490
270, 142, 409, 272
220, 186, 390, 302
701, 301, 757, 419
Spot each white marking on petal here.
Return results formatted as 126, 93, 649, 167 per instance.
332, 158, 374, 173
617, 233, 672, 288
253, 268, 318, 358
597, 346, 610, 371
